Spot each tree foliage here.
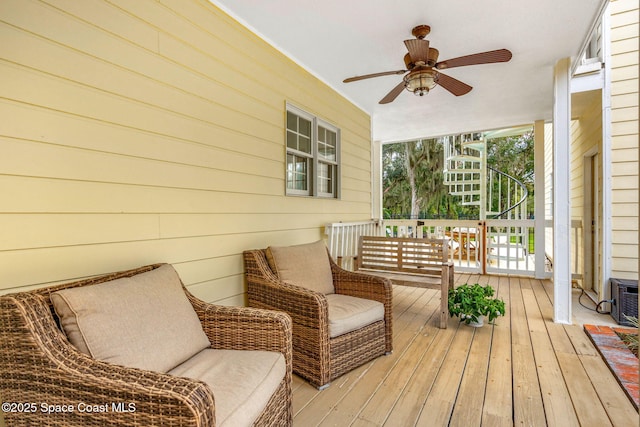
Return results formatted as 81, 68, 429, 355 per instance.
382, 131, 534, 219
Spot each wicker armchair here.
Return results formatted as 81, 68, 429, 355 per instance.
243, 247, 392, 389
0, 264, 292, 426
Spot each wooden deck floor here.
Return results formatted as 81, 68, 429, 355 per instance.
292, 274, 638, 426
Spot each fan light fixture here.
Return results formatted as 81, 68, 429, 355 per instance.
404, 68, 437, 96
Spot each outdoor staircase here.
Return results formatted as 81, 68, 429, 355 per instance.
443, 132, 528, 220
443, 131, 529, 264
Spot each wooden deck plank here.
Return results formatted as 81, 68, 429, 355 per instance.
510, 277, 547, 426
414, 324, 476, 426
579, 354, 640, 427
295, 287, 437, 422
291, 274, 638, 426
317, 288, 441, 425
521, 280, 580, 426
353, 319, 440, 424
556, 351, 613, 427
381, 322, 460, 426
448, 320, 492, 426
480, 275, 513, 427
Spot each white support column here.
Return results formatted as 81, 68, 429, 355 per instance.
553, 58, 572, 324
534, 120, 546, 279
371, 140, 383, 220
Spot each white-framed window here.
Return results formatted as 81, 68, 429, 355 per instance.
286, 104, 340, 198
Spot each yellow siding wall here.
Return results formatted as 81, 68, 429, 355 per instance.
610, 0, 639, 280
569, 95, 603, 286
0, 0, 372, 302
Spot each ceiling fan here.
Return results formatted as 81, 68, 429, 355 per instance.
343, 24, 512, 104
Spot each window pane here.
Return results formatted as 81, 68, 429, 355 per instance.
287, 153, 308, 191
318, 126, 337, 161
299, 117, 311, 138
318, 162, 333, 194
286, 130, 297, 150
299, 135, 311, 154
286, 111, 297, 131
286, 112, 312, 154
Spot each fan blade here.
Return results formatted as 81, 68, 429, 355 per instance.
343, 70, 406, 83
436, 72, 472, 96
436, 48, 512, 70
404, 39, 430, 64
379, 81, 406, 104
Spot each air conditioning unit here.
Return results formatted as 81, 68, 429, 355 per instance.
610, 278, 638, 327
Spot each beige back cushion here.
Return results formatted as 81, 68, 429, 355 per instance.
266, 240, 335, 294
51, 264, 211, 373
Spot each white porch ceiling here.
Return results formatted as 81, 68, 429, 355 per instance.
211, 0, 606, 142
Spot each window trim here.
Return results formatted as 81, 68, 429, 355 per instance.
285, 103, 340, 199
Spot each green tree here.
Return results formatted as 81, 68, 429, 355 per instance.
486, 132, 535, 217
382, 131, 534, 220
383, 139, 462, 219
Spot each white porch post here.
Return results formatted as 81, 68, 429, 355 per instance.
534, 120, 546, 279
553, 58, 572, 324
371, 140, 383, 220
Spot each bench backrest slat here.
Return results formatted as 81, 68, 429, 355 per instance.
356, 236, 448, 277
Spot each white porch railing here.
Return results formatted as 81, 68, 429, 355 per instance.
324, 220, 382, 270
325, 218, 583, 278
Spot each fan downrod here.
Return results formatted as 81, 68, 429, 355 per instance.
411, 25, 431, 39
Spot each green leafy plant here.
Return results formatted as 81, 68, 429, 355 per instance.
448, 283, 506, 325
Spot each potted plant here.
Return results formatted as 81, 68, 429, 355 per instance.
448, 283, 506, 327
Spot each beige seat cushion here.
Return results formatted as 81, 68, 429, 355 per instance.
51, 264, 210, 373
266, 240, 335, 294
168, 348, 286, 427
325, 293, 385, 338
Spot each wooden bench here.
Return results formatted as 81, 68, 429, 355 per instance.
355, 236, 455, 328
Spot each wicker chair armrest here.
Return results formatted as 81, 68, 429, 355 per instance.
243, 250, 329, 331
187, 296, 293, 371
330, 257, 393, 305
0, 294, 215, 427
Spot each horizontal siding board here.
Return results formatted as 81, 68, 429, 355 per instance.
612, 188, 639, 203
613, 229, 640, 244
612, 174, 640, 190
612, 216, 640, 231
0, 175, 370, 214
175, 255, 244, 286
1, 137, 283, 195
0, 228, 323, 291
0, 62, 281, 145
612, 51, 640, 68
611, 147, 639, 162
610, 22, 639, 40
612, 244, 639, 258
0, 214, 160, 251
186, 274, 246, 304
158, 212, 356, 239
0, 8, 286, 139
612, 64, 639, 81
611, 106, 639, 122
610, 7, 640, 28
611, 92, 639, 108
0, 99, 283, 164
610, 78, 639, 96
42, 0, 160, 51
611, 36, 640, 55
